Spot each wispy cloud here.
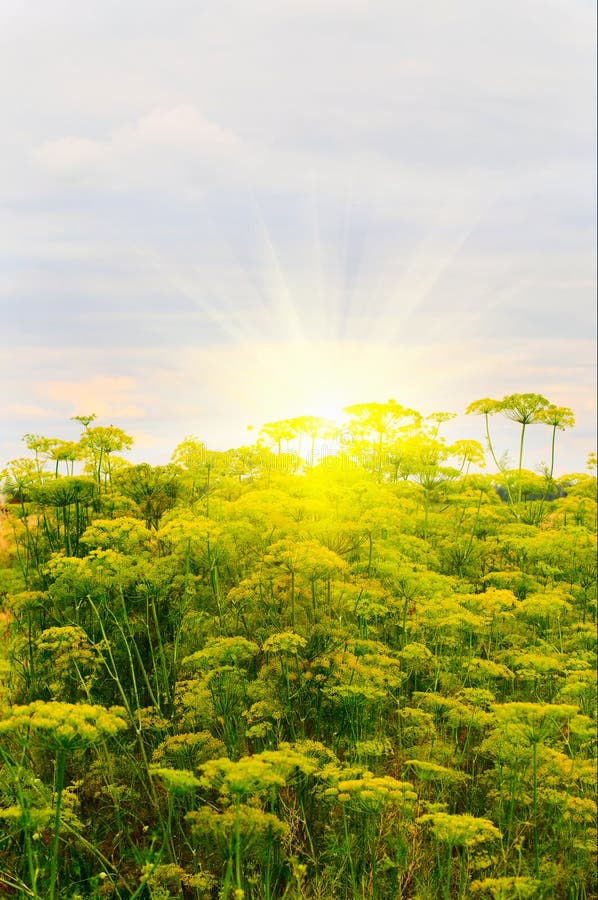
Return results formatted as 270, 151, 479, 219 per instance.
41, 376, 146, 420
34, 106, 244, 192
1, 403, 60, 420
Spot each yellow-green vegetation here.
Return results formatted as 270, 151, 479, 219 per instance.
0, 397, 595, 899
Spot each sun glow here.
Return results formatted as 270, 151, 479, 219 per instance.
212, 340, 395, 426
124, 175, 504, 453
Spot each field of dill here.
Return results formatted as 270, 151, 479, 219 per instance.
0, 398, 596, 900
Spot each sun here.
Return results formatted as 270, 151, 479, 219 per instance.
301, 394, 346, 429
253, 342, 357, 430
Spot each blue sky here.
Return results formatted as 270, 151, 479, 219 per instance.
0, 0, 595, 473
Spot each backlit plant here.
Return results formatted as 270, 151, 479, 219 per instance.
0, 398, 594, 900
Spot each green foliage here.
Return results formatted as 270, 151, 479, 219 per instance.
0, 400, 595, 899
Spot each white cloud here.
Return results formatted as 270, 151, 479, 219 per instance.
33, 136, 108, 179
34, 105, 244, 191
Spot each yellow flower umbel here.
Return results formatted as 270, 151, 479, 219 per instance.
199, 747, 318, 799
416, 812, 502, 848
148, 765, 202, 795
0, 700, 127, 751
323, 770, 417, 814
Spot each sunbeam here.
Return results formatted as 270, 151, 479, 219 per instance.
125, 169, 528, 436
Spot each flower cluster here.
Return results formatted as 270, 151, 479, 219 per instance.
0, 701, 127, 750
416, 812, 502, 848
323, 769, 417, 813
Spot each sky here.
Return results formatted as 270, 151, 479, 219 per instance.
0, 0, 596, 474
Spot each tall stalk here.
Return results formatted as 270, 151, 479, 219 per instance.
48, 749, 66, 900
516, 421, 527, 505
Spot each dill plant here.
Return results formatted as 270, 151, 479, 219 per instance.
321, 768, 417, 898
0, 399, 594, 899
416, 812, 502, 900
0, 701, 127, 899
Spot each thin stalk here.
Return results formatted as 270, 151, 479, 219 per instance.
110, 596, 160, 711
517, 422, 527, 505
282, 659, 297, 740
62, 506, 71, 556
370, 815, 378, 899
97, 448, 104, 497
532, 741, 539, 876
549, 425, 557, 479
87, 597, 160, 809
535, 424, 560, 523
484, 413, 516, 513
234, 797, 243, 896
457, 850, 467, 900
150, 595, 173, 713
444, 843, 453, 900
60, 817, 125, 898
0, 747, 40, 899
48, 749, 66, 900
342, 807, 358, 899
74, 497, 80, 555
458, 488, 484, 576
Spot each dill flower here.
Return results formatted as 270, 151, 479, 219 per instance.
491, 702, 579, 743
152, 731, 227, 768
148, 766, 202, 794
469, 875, 541, 898
199, 755, 286, 798
257, 746, 319, 780
404, 759, 469, 785
187, 803, 289, 849
398, 642, 434, 674
464, 658, 515, 682
287, 739, 339, 767
262, 631, 307, 655
0, 805, 54, 829
140, 863, 216, 896
0, 701, 127, 750
323, 770, 417, 813
183, 636, 260, 671
416, 812, 502, 848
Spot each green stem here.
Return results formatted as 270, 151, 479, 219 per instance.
150, 595, 172, 714
484, 413, 516, 513
283, 660, 296, 740
457, 849, 467, 900
536, 424, 559, 524
0, 747, 40, 899
550, 425, 557, 480
517, 422, 526, 505
444, 843, 452, 900
48, 749, 66, 900
532, 741, 539, 876
342, 808, 357, 898
234, 797, 242, 896
88, 597, 160, 809
459, 489, 484, 575
370, 815, 378, 899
